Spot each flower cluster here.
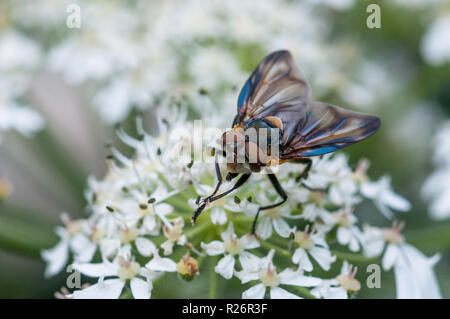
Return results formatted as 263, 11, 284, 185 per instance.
6, 0, 399, 127
42, 110, 442, 299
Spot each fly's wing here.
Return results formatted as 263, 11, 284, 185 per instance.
235, 50, 311, 127
280, 102, 381, 159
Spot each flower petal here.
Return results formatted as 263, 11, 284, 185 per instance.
135, 237, 157, 257
72, 278, 125, 299
70, 234, 96, 263
380, 189, 411, 212
270, 287, 301, 299
145, 253, 176, 272
256, 216, 272, 240
215, 254, 235, 279
235, 252, 260, 283
130, 277, 152, 299
99, 238, 120, 259
382, 244, 400, 271
279, 268, 321, 287
309, 247, 336, 271
292, 248, 313, 272
210, 207, 227, 225
41, 238, 69, 278
221, 222, 236, 241
242, 283, 266, 299
240, 234, 260, 250
394, 244, 442, 299
337, 227, 351, 245
72, 261, 119, 278
201, 240, 225, 256
272, 217, 292, 238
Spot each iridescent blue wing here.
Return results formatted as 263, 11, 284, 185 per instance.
235, 50, 311, 127
280, 102, 381, 159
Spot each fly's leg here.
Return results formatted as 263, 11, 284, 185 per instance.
251, 173, 287, 235
195, 148, 227, 205
295, 158, 312, 182
191, 173, 251, 225
294, 158, 327, 192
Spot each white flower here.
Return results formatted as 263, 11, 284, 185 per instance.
236, 250, 321, 299
392, 245, 442, 299
161, 217, 187, 255
332, 209, 363, 252
190, 183, 247, 226
292, 226, 336, 272
422, 121, 450, 220
189, 47, 243, 90
145, 251, 177, 273
360, 176, 411, 218
0, 76, 44, 140
300, 203, 335, 231
71, 245, 157, 299
422, 167, 450, 220
421, 14, 450, 66
250, 193, 298, 239
305, 154, 352, 189
0, 30, 41, 71
311, 262, 361, 299
42, 214, 96, 278
361, 223, 442, 299
201, 222, 259, 279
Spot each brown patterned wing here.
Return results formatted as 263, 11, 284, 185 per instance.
280, 102, 381, 159
235, 50, 311, 127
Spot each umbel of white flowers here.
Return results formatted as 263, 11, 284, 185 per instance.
42, 111, 442, 299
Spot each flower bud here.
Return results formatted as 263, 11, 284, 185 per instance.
176, 254, 199, 281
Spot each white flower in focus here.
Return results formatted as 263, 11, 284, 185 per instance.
332, 208, 363, 252
161, 217, 187, 255
311, 262, 361, 299
201, 222, 259, 279
360, 176, 411, 218
72, 246, 159, 299
300, 203, 335, 233
236, 250, 321, 299
189, 183, 247, 226
253, 194, 297, 239
305, 154, 352, 189
292, 225, 336, 271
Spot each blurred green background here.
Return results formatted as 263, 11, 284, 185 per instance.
0, 0, 449, 298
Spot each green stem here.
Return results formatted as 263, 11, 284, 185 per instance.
332, 250, 379, 264
184, 221, 212, 240
259, 240, 291, 258
208, 256, 218, 299
165, 196, 192, 212
292, 286, 316, 299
